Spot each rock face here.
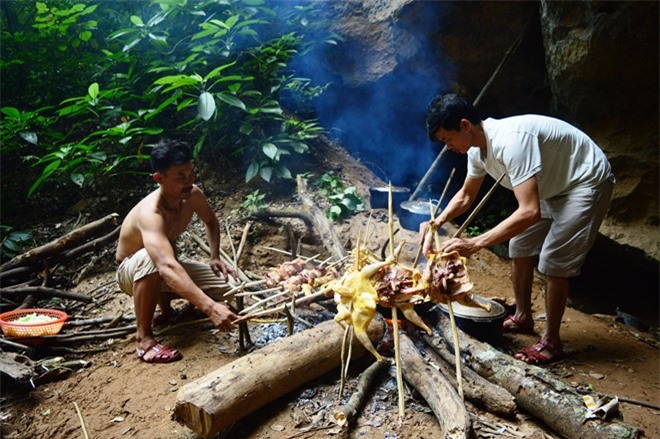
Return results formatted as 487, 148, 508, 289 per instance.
310, 1, 658, 265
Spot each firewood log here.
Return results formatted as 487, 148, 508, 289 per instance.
421, 334, 517, 418
173, 315, 385, 438
0, 213, 119, 272
399, 333, 474, 438
432, 312, 639, 439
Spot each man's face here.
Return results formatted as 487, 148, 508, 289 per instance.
155, 162, 195, 198
433, 119, 473, 154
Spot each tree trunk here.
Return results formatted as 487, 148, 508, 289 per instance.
399, 333, 474, 439
432, 313, 639, 439
173, 315, 385, 438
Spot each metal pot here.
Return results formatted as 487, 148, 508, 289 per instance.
437, 295, 506, 342
398, 199, 438, 232
369, 186, 410, 210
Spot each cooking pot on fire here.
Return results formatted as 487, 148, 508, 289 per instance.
369, 186, 410, 210
398, 199, 440, 232
437, 295, 506, 342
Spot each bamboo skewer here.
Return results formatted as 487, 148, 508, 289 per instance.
387, 183, 406, 418
452, 174, 505, 238
233, 287, 331, 324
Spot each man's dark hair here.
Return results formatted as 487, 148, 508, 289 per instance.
150, 139, 192, 173
426, 93, 481, 142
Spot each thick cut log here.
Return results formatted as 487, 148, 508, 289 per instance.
422, 334, 517, 418
0, 213, 119, 272
297, 176, 348, 260
432, 312, 639, 439
173, 316, 386, 438
399, 333, 474, 439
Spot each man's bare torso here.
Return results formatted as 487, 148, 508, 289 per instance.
115, 188, 195, 263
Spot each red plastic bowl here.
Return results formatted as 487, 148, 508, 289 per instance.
0, 308, 68, 338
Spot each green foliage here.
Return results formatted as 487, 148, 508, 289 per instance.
0, 0, 337, 198
0, 226, 32, 261
316, 172, 365, 222
239, 189, 268, 216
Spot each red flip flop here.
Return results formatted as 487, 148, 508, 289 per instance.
514, 340, 564, 365
136, 341, 182, 363
502, 314, 535, 334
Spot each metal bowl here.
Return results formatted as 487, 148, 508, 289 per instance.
437, 295, 506, 342
398, 199, 438, 231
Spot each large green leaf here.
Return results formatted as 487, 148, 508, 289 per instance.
245, 161, 259, 182
197, 92, 216, 121
217, 92, 246, 111
262, 142, 277, 159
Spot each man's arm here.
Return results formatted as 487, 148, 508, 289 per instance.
435, 176, 484, 227
190, 186, 238, 280
420, 176, 483, 254
440, 175, 541, 256
139, 207, 236, 330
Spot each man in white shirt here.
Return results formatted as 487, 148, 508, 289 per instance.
420, 93, 614, 364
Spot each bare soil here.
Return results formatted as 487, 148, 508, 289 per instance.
1, 140, 658, 439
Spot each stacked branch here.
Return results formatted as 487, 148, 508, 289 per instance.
0, 214, 120, 308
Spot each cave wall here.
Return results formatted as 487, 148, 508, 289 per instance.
310, 0, 658, 263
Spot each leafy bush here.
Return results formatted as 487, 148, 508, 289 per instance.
316, 172, 365, 222
239, 189, 268, 216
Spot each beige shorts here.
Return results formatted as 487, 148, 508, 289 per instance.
509, 176, 614, 277
116, 248, 236, 301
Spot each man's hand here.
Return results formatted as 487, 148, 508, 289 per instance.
208, 302, 239, 331
209, 258, 238, 281
439, 237, 481, 257
419, 219, 442, 256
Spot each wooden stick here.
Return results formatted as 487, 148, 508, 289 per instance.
239, 288, 290, 314
235, 221, 252, 265
452, 173, 505, 238
233, 289, 330, 324
73, 402, 90, 439
334, 359, 388, 426
392, 306, 405, 417
446, 301, 464, 401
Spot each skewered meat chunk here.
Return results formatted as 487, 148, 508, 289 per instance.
422, 250, 490, 312
373, 264, 432, 335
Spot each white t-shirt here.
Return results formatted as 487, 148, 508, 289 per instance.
467, 115, 612, 199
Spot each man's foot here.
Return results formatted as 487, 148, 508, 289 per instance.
502, 314, 535, 334
136, 340, 182, 363
514, 339, 563, 365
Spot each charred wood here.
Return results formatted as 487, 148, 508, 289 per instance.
432, 313, 639, 439
173, 315, 386, 438
422, 333, 517, 418
334, 359, 388, 427
399, 332, 474, 438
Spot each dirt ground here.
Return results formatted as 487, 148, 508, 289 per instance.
1, 141, 658, 439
